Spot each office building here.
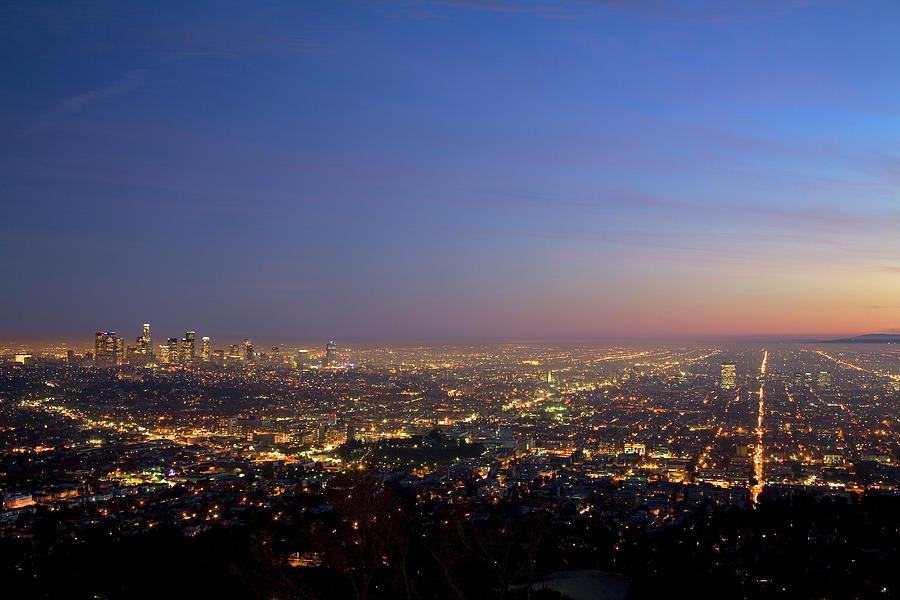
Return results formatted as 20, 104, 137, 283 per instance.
136, 323, 152, 356
113, 336, 124, 364
186, 331, 196, 359
180, 331, 195, 362
167, 338, 179, 364
200, 337, 210, 362
297, 349, 310, 370
95, 332, 107, 361
720, 362, 736, 390
94, 331, 121, 365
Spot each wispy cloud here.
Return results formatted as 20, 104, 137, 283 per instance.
478, 187, 898, 235
431, 0, 557, 13
161, 51, 276, 77
410, 0, 826, 21
414, 0, 678, 17
880, 266, 900, 273
28, 69, 147, 134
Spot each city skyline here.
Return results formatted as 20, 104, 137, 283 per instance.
3, 1, 899, 339
3, 328, 900, 350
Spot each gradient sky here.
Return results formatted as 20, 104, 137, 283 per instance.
2, 0, 899, 340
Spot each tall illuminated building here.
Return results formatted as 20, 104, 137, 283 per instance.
135, 323, 152, 357
324, 340, 337, 366
271, 346, 280, 364
817, 371, 832, 390
297, 349, 310, 370
720, 362, 736, 390
243, 338, 253, 361
95, 332, 107, 361
180, 331, 195, 362
114, 337, 124, 364
94, 331, 121, 365
105, 333, 117, 357
200, 337, 210, 362
167, 338, 179, 364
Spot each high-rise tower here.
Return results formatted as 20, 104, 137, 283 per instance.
136, 323, 152, 356
94, 331, 120, 365
720, 362, 736, 390
167, 338, 179, 364
114, 337, 124, 364
95, 332, 107, 361
297, 349, 310, 370
181, 331, 196, 362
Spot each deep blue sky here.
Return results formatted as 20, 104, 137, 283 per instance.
2, 0, 899, 341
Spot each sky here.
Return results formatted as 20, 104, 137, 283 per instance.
1, 0, 899, 341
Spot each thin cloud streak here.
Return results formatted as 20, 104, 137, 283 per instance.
476, 188, 899, 235
430, 0, 558, 13
26, 69, 147, 134
414, 0, 827, 22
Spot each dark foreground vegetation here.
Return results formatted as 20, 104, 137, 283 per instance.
3, 475, 899, 600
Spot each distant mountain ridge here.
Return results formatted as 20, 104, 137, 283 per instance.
826, 333, 900, 343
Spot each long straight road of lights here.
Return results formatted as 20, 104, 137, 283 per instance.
751, 349, 767, 503
814, 349, 900, 381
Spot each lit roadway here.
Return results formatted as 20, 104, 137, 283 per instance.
814, 349, 900, 381
751, 349, 767, 503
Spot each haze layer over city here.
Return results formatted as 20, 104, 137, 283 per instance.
3, 1, 900, 600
